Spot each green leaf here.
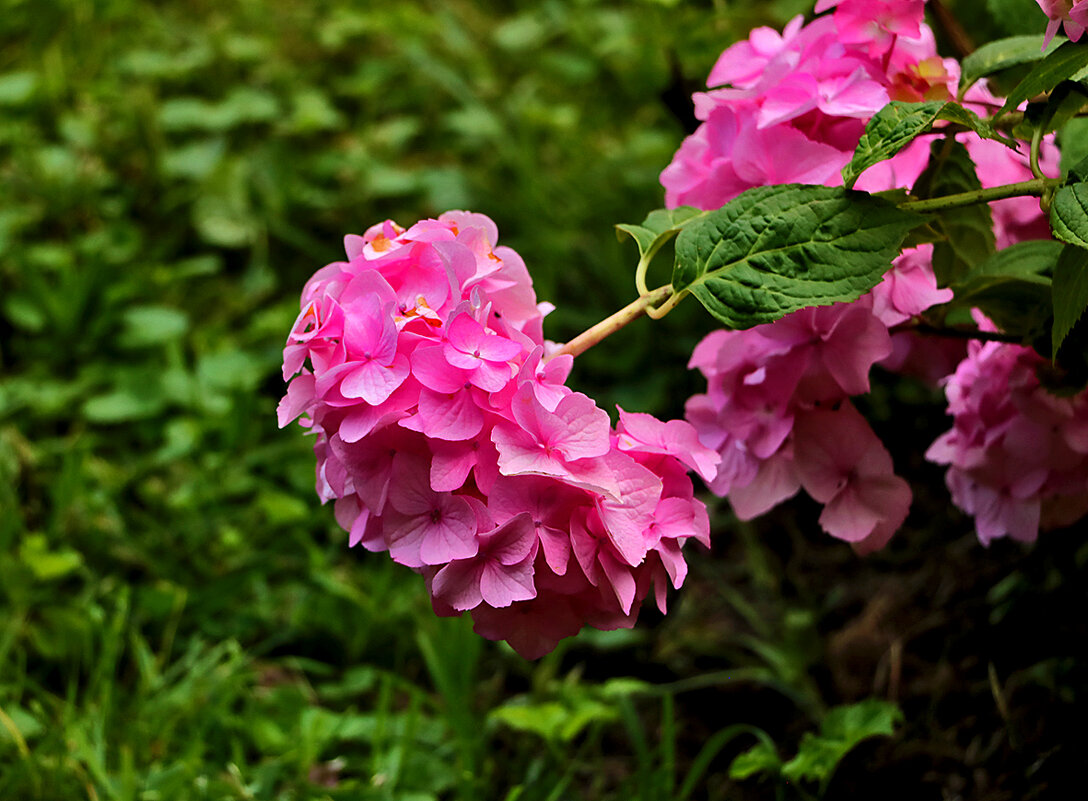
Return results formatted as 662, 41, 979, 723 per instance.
914, 140, 996, 285
987, 0, 1054, 37
490, 697, 617, 744
1028, 83, 1088, 142
964, 238, 1064, 280
197, 349, 267, 391
843, 102, 946, 189
950, 241, 1058, 340
0, 71, 39, 106
288, 89, 345, 133
158, 97, 217, 132
998, 41, 1088, 117
18, 534, 83, 582
1068, 156, 1088, 185
843, 101, 1015, 190
1061, 118, 1088, 179
616, 206, 704, 260
781, 733, 846, 784
119, 305, 190, 348
820, 698, 903, 742
82, 390, 166, 423
670, 185, 924, 328
934, 103, 1017, 148
1052, 245, 1088, 356
781, 699, 902, 785
216, 87, 280, 128
2, 294, 46, 332
729, 741, 781, 780
161, 138, 226, 181
0, 704, 43, 746
193, 195, 255, 248
1050, 181, 1088, 250
959, 35, 1051, 95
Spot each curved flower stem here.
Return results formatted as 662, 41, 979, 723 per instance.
929, 0, 975, 58
634, 235, 683, 297
549, 285, 673, 361
634, 253, 652, 297
898, 178, 1055, 213
1030, 123, 1046, 181
645, 286, 687, 319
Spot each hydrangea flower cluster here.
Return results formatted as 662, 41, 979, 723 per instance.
278, 212, 719, 658
684, 258, 945, 553
672, 0, 950, 548
927, 332, 1088, 543
671, 0, 1088, 548
1036, 0, 1088, 45
660, 0, 956, 209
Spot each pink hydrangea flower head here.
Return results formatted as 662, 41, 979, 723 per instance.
282, 212, 717, 657
662, 4, 955, 209
816, 0, 925, 47
928, 337, 1088, 545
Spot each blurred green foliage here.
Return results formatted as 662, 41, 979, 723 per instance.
0, 0, 813, 798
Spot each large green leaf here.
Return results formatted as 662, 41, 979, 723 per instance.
961, 238, 1063, 280
998, 41, 1088, 117
843, 101, 1015, 189
955, 280, 1053, 342
949, 239, 1060, 337
914, 140, 996, 286
1050, 181, 1088, 250
942, 236, 1061, 348
670, 185, 925, 328
843, 102, 944, 190
1026, 83, 1088, 143
1052, 244, 1088, 356
959, 35, 1051, 95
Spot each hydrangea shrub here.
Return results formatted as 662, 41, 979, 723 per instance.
282, 0, 1088, 656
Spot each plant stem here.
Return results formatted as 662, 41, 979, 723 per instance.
929, 0, 976, 58
897, 321, 1024, 344
898, 178, 1054, 213
550, 285, 672, 360
1030, 123, 1046, 181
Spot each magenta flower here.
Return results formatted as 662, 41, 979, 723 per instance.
280, 211, 716, 657
385, 454, 479, 568
669, 2, 1081, 554
491, 385, 613, 487
816, 0, 924, 48
662, 7, 955, 209
431, 513, 538, 610
927, 338, 1088, 545
793, 404, 911, 552
1036, 0, 1088, 45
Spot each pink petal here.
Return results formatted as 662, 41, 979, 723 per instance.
419, 495, 479, 565
429, 439, 480, 492
481, 512, 538, 565
278, 373, 315, 428
339, 353, 411, 406
479, 556, 537, 608
411, 345, 470, 394
432, 559, 484, 611
728, 453, 800, 519
410, 388, 485, 441
598, 549, 637, 615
